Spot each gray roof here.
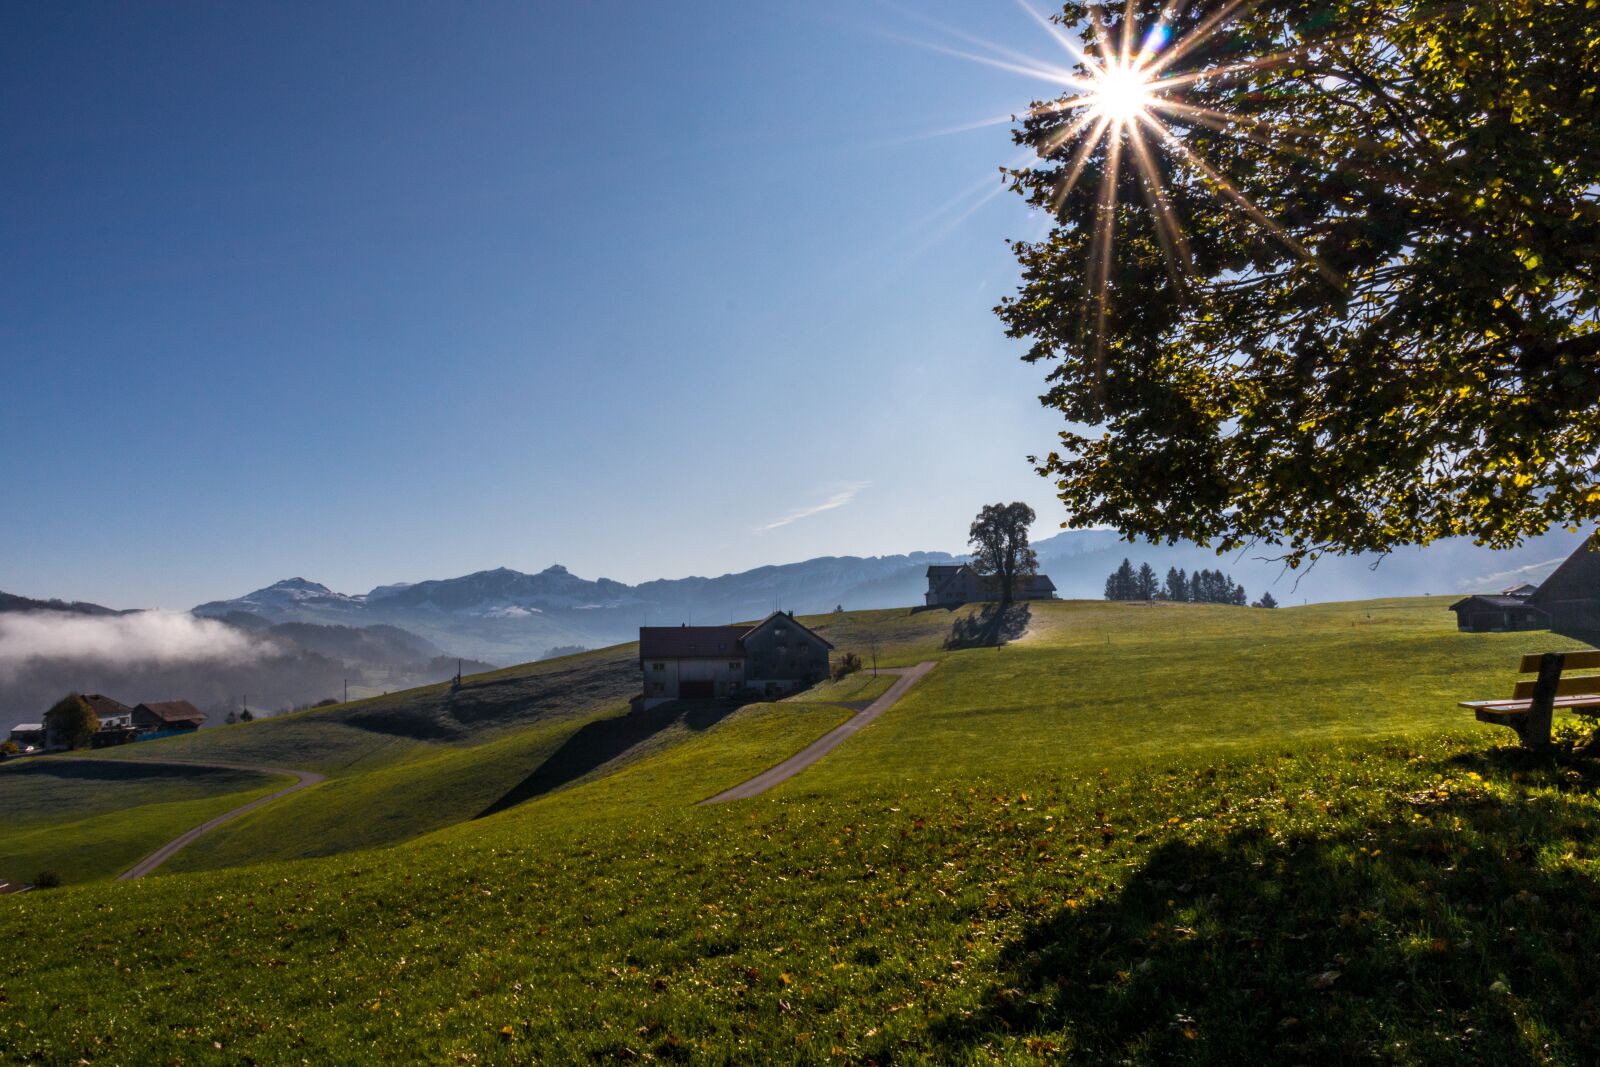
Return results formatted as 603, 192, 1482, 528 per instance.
1449, 595, 1541, 610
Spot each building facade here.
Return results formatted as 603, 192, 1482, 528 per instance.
637, 611, 832, 707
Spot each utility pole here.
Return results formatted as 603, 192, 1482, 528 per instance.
343, 678, 348, 704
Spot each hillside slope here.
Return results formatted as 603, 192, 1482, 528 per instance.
3, 598, 1597, 1063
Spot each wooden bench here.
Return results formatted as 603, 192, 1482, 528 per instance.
1461, 650, 1600, 750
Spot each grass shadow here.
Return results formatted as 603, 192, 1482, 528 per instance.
945, 602, 1032, 650
474, 700, 741, 817
931, 754, 1600, 1062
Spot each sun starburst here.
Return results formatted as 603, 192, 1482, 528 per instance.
906, 1, 1359, 355
1087, 60, 1155, 123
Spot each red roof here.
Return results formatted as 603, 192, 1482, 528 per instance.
134, 700, 206, 725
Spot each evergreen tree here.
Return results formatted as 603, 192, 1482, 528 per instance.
1164, 566, 1188, 603
1135, 562, 1158, 600
1104, 558, 1138, 601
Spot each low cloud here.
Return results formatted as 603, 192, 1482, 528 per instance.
755, 482, 871, 533
0, 610, 269, 678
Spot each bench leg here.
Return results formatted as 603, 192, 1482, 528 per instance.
1521, 652, 1564, 752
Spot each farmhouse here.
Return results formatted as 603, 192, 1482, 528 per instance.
84, 693, 133, 730
83, 693, 141, 747
132, 701, 207, 736
924, 564, 1057, 607
637, 611, 832, 706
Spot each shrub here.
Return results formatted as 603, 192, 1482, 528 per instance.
0, 740, 18, 757
833, 653, 862, 681
33, 870, 61, 889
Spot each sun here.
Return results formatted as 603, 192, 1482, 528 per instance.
1089, 61, 1154, 123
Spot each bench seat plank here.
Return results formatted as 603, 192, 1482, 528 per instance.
1459, 694, 1600, 716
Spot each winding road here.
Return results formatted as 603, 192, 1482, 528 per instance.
44, 757, 326, 880
701, 660, 937, 804
25, 665, 926, 882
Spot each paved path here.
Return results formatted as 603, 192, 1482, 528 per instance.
701, 661, 937, 804
47, 757, 326, 880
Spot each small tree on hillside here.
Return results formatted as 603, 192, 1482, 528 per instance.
44, 693, 97, 751
1255, 591, 1280, 609
240, 707, 254, 722
969, 502, 1039, 603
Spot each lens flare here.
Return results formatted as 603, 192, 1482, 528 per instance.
1089, 61, 1154, 122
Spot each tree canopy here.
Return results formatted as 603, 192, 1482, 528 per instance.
44, 693, 98, 750
1000, 0, 1600, 565
969, 502, 1040, 602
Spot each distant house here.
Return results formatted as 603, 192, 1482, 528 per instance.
1448, 594, 1549, 634
7, 723, 44, 749
924, 564, 1057, 607
84, 694, 133, 730
637, 611, 832, 707
132, 701, 207, 736
84, 694, 140, 748
1503, 583, 1541, 598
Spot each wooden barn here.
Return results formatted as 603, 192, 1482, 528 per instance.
132, 700, 207, 736
1448, 594, 1548, 633
1530, 535, 1600, 645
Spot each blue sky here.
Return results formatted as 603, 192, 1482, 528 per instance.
2, 2, 1082, 608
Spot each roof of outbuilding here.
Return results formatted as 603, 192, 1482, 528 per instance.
1449, 595, 1542, 610
133, 700, 206, 724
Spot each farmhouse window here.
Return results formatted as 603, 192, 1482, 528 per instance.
653, 663, 665, 671
728, 662, 740, 670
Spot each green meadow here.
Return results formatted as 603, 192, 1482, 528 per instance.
3, 597, 1599, 1064
0, 761, 283, 884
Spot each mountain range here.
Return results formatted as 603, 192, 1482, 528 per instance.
189, 527, 1590, 664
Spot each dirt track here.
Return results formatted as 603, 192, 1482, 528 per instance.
700, 661, 937, 803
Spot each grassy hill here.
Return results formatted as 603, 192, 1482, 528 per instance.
4, 597, 1599, 1063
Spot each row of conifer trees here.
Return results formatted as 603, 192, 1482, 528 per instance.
1103, 560, 1277, 608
